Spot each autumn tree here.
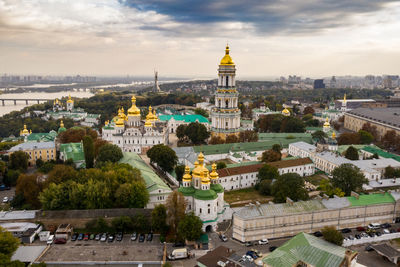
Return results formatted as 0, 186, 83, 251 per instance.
321, 226, 343, 246
362, 122, 378, 140
261, 150, 281, 162
166, 190, 187, 237
303, 106, 315, 115
16, 173, 43, 208
225, 134, 239, 144
46, 165, 78, 185
9, 151, 28, 171
59, 127, 97, 143
152, 204, 168, 234
209, 136, 225, 145
239, 130, 258, 142
337, 132, 360, 145
319, 179, 345, 197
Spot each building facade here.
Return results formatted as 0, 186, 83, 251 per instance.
158, 114, 209, 134
102, 96, 169, 154
8, 141, 56, 166
210, 46, 241, 139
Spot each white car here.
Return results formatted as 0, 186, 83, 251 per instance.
2, 197, 8, 203
383, 229, 390, 234
47, 235, 54, 245
258, 239, 269, 245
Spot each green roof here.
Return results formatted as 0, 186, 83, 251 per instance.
263, 232, 352, 267
337, 145, 365, 155
158, 114, 209, 123
178, 186, 196, 196
306, 127, 323, 132
194, 189, 217, 200
119, 152, 171, 193
362, 146, 400, 162
210, 183, 224, 194
347, 193, 395, 207
26, 131, 57, 142
60, 142, 85, 162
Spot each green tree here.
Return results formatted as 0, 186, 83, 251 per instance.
111, 216, 132, 233
258, 164, 279, 181
331, 164, 368, 196
184, 122, 210, 144
344, 146, 359, 160
384, 166, 396, 178
194, 108, 208, 118
176, 125, 187, 141
9, 151, 28, 171
152, 204, 168, 234
46, 165, 77, 185
132, 212, 149, 232
271, 144, 282, 153
39, 183, 66, 210
16, 173, 43, 209
35, 158, 44, 168
3, 169, 20, 187
258, 179, 272, 195
303, 106, 315, 115
337, 132, 360, 145
312, 130, 327, 142
83, 135, 95, 168
96, 144, 123, 164
166, 190, 187, 237
319, 179, 345, 197
0, 226, 19, 259
147, 144, 178, 172
216, 162, 227, 169
321, 226, 343, 246
271, 173, 309, 203
358, 130, 374, 144
175, 165, 185, 182
261, 150, 281, 163
177, 212, 203, 241
114, 182, 149, 208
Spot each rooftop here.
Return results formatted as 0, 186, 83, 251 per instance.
26, 131, 57, 142
346, 107, 400, 128
217, 163, 265, 178
12, 246, 47, 263
119, 152, 171, 193
158, 114, 209, 123
289, 141, 316, 152
347, 193, 395, 207
0, 210, 37, 221
362, 146, 400, 162
8, 141, 55, 152
60, 142, 85, 162
263, 232, 355, 267
197, 246, 239, 267
267, 158, 313, 169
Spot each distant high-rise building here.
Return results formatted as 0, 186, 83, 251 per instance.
153, 70, 161, 92
313, 79, 325, 89
330, 76, 336, 88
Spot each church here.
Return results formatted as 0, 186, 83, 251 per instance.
101, 96, 169, 154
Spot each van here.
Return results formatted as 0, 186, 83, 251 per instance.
47, 235, 55, 245
368, 223, 380, 230
168, 248, 188, 260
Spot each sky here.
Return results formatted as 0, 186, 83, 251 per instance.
0, 0, 400, 79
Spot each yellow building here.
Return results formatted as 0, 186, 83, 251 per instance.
8, 141, 56, 166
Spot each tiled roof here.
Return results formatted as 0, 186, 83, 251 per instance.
267, 158, 313, 169
263, 232, 355, 267
217, 163, 265, 177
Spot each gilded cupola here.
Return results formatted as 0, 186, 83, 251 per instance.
127, 95, 140, 117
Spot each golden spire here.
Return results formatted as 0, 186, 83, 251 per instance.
210, 163, 219, 180
152, 109, 158, 121
183, 165, 192, 181
323, 117, 330, 127
332, 131, 336, 139
60, 120, 64, 128
201, 169, 210, 184
67, 94, 73, 103
198, 152, 205, 165
220, 44, 234, 65
22, 124, 29, 134
343, 93, 347, 103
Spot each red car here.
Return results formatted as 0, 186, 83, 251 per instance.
84, 233, 89, 241
356, 227, 366, 232
54, 238, 67, 244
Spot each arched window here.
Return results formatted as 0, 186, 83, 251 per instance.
218, 99, 222, 107
225, 100, 229, 108
226, 76, 229, 87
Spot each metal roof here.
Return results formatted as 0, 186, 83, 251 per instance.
12, 246, 47, 263
0, 210, 37, 221
347, 193, 395, 207
8, 141, 55, 152
346, 107, 400, 128
158, 114, 209, 123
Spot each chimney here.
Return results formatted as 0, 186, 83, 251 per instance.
350, 191, 359, 199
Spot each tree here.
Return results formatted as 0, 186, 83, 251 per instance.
114, 182, 149, 208
362, 123, 378, 140
331, 164, 368, 196
35, 158, 44, 168
382, 130, 397, 150
59, 127, 97, 144
83, 135, 95, 168
16, 173, 43, 208
194, 108, 208, 118
258, 179, 272, 195
96, 144, 123, 164
0, 226, 19, 259
177, 212, 203, 241
176, 125, 187, 141
94, 139, 108, 157
358, 130, 374, 144
166, 190, 187, 237
319, 179, 345, 197
337, 132, 360, 145
175, 165, 185, 182
184, 122, 210, 144
147, 144, 178, 172
344, 146, 359, 160
272, 144, 282, 153
9, 151, 28, 171
261, 150, 281, 163
321, 226, 343, 246
209, 136, 224, 145
258, 164, 279, 181
216, 162, 227, 169
225, 134, 239, 144
384, 166, 396, 178
312, 130, 327, 142
46, 165, 77, 185
271, 173, 309, 203
303, 106, 315, 115
239, 130, 258, 143
3, 169, 20, 187
152, 204, 168, 234
111, 216, 132, 233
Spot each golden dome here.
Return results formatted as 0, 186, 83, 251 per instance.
282, 108, 290, 116
67, 95, 73, 103
146, 106, 155, 121
332, 132, 336, 139
210, 163, 219, 180
152, 109, 158, 121
192, 154, 208, 179
118, 107, 127, 121
323, 117, 330, 127
127, 95, 140, 116
22, 124, 29, 134
60, 120, 64, 128
220, 45, 234, 65
144, 119, 152, 127
115, 118, 124, 127
183, 165, 192, 181
201, 169, 210, 184
198, 152, 205, 164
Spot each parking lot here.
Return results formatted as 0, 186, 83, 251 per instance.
39, 234, 165, 263
0, 187, 15, 208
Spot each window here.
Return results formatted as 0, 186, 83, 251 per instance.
208, 209, 210, 214
200, 208, 202, 214
225, 100, 229, 108
226, 76, 229, 87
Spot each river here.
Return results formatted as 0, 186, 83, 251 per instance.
0, 90, 94, 116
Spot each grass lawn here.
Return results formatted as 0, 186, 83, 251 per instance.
305, 174, 327, 186
224, 188, 273, 207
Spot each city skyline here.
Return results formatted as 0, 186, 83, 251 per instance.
0, 1, 399, 77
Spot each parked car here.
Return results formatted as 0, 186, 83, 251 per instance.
361, 232, 369, 239
246, 251, 257, 259
313, 231, 323, 237
245, 242, 253, 247
220, 234, 228, 242
77, 233, 84, 241
376, 231, 382, 236
0, 184, 10, 191
100, 233, 107, 242
139, 233, 145, 242
368, 223, 380, 230
54, 238, 67, 244
381, 223, 391, 228
2, 197, 8, 203
390, 229, 396, 233
95, 234, 101, 241
365, 244, 374, 252
269, 246, 277, 252
341, 228, 351, 233
173, 242, 185, 247
244, 255, 253, 262
131, 232, 137, 241
116, 232, 123, 241
258, 239, 268, 245
368, 232, 376, 237
71, 233, 78, 241
355, 234, 361, 239
108, 234, 114, 242
90, 234, 95, 240
47, 235, 55, 245
251, 249, 262, 257
348, 235, 354, 240
84, 233, 89, 241
147, 233, 153, 241
356, 227, 365, 232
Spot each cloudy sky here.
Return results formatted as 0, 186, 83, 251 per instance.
0, 0, 399, 79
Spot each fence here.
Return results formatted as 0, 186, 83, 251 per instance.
343, 232, 400, 247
